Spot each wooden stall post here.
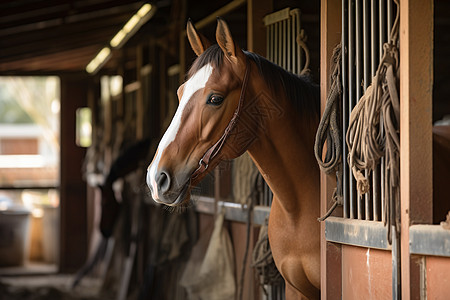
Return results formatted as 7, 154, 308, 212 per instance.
59, 74, 88, 272
320, 0, 342, 299
247, 0, 272, 55
399, 0, 434, 299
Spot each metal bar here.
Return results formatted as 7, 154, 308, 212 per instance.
267, 24, 271, 62
342, 0, 349, 219
296, 13, 301, 75
410, 225, 450, 257
287, 16, 291, 72
363, 0, 372, 220
278, 22, 283, 67
193, 196, 271, 225
273, 24, 276, 62
271, 24, 275, 62
356, 0, 364, 220
387, 0, 394, 38
348, 0, 356, 219
282, 19, 287, 70
371, 0, 381, 221
292, 14, 296, 74
297, 10, 303, 72
363, 0, 371, 91
379, 0, 387, 59
379, 0, 386, 224
392, 227, 400, 300
325, 217, 390, 249
291, 16, 296, 73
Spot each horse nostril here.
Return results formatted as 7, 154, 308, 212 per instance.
157, 170, 171, 194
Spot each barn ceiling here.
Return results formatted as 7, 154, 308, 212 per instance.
0, 0, 174, 75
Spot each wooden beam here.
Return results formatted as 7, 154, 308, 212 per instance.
320, 0, 342, 299
399, 0, 434, 299
193, 0, 246, 30
246, 0, 272, 56
59, 74, 88, 272
0, 45, 101, 72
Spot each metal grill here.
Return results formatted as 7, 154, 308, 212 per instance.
341, 0, 396, 221
264, 7, 305, 75
258, 7, 308, 209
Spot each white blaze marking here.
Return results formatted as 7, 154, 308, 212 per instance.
148, 64, 213, 200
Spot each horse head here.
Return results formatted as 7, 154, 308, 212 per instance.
146, 18, 257, 206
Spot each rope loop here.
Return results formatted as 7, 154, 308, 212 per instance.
314, 43, 343, 221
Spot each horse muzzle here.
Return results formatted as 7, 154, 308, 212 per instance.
146, 168, 191, 206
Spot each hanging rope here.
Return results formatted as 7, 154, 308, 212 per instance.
237, 173, 260, 300
314, 43, 343, 221
251, 216, 283, 295
346, 0, 400, 243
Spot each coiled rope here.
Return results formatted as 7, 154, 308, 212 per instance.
314, 44, 343, 221
251, 216, 283, 294
346, 0, 400, 243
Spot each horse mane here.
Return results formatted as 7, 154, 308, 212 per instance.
188, 44, 320, 118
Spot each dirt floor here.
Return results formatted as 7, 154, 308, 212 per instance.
0, 274, 112, 300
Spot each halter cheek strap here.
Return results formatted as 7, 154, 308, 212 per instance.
191, 58, 250, 180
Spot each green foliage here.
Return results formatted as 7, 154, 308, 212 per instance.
0, 88, 34, 123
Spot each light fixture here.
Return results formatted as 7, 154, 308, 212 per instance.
86, 3, 156, 74
86, 47, 111, 74
110, 3, 155, 48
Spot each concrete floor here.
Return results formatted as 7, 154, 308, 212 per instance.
0, 274, 111, 300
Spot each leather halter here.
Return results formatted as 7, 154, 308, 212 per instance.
191, 58, 251, 180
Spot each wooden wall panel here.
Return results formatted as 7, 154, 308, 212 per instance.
426, 256, 450, 299
342, 245, 392, 300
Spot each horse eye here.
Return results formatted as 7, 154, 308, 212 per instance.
206, 94, 224, 106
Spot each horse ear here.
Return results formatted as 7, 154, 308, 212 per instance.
187, 19, 211, 56
216, 17, 241, 64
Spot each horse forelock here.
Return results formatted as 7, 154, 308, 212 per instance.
188, 45, 224, 79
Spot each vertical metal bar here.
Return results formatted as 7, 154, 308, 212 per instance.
379, 0, 386, 223
297, 11, 303, 71
274, 23, 278, 65
283, 20, 287, 70
392, 227, 400, 300
287, 16, 291, 73
387, 0, 394, 38
342, 0, 349, 219
363, 0, 372, 220
296, 14, 301, 75
292, 15, 296, 74
371, 0, 381, 222
267, 24, 271, 62
363, 0, 371, 90
356, 0, 365, 220
278, 21, 283, 67
348, 0, 356, 219
379, 0, 387, 59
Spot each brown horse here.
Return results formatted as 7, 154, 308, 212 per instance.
146, 19, 321, 299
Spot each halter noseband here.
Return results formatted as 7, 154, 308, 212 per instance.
191, 57, 251, 180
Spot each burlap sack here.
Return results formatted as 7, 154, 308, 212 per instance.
180, 212, 236, 300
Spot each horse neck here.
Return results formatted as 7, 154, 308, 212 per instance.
246, 84, 320, 214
